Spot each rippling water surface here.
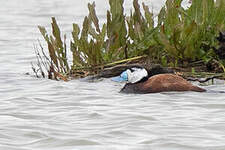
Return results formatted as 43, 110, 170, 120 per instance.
1, 0, 225, 150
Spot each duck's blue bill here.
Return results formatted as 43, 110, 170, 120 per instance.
111, 71, 128, 82
111, 76, 127, 82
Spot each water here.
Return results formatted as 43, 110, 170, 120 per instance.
0, 0, 225, 150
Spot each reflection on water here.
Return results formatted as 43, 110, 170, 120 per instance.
0, 0, 225, 150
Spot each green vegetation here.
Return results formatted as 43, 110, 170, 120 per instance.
35, 0, 225, 79
157, 0, 225, 66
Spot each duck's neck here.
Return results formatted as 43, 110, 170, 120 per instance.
135, 76, 148, 83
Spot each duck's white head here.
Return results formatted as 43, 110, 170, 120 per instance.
112, 67, 148, 83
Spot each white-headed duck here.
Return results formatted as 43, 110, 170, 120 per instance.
112, 67, 206, 94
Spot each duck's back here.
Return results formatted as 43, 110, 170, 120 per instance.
121, 74, 206, 94
143, 74, 206, 93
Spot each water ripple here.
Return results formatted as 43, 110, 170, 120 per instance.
1, 0, 225, 150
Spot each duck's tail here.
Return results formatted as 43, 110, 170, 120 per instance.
191, 86, 207, 92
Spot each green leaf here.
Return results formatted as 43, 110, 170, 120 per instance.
88, 2, 100, 33
38, 26, 49, 41
51, 17, 63, 50
142, 3, 154, 29
81, 16, 90, 41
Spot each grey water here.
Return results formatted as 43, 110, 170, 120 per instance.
0, 0, 225, 150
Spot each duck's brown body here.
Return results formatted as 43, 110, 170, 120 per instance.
120, 74, 206, 94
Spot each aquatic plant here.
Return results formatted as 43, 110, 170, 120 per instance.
38, 18, 69, 73
37, 18, 69, 80
156, 0, 225, 66
126, 0, 158, 57
71, 0, 128, 73
35, 0, 225, 80
70, 2, 107, 73
37, 0, 155, 76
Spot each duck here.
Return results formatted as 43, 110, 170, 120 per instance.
112, 67, 206, 94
